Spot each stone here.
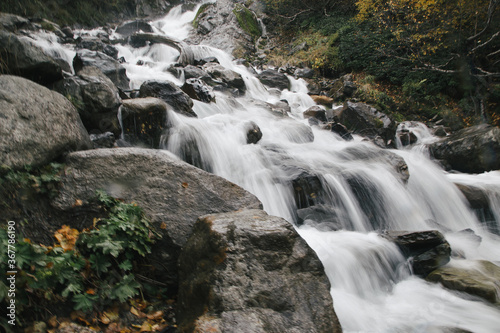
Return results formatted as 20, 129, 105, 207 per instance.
427, 260, 500, 304
203, 62, 246, 93
90, 131, 115, 148
383, 230, 451, 276
257, 69, 290, 90
52, 148, 262, 288
73, 49, 130, 90
429, 124, 500, 173
339, 101, 395, 145
303, 106, 328, 123
53, 66, 122, 135
295, 67, 315, 79
181, 78, 215, 103
115, 20, 154, 37
0, 75, 91, 170
311, 95, 334, 107
177, 209, 342, 333
183, 65, 212, 81
76, 36, 119, 59
0, 30, 63, 85
139, 80, 196, 118
324, 122, 354, 141
245, 121, 263, 144
120, 97, 169, 148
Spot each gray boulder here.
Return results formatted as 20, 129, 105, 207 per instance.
0, 75, 91, 170
340, 101, 395, 146
52, 148, 262, 286
120, 97, 169, 148
257, 69, 290, 91
0, 13, 33, 32
53, 66, 122, 135
181, 78, 215, 103
303, 105, 328, 123
383, 230, 451, 277
73, 49, 130, 90
203, 62, 246, 93
139, 80, 197, 117
427, 260, 500, 304
76, 36, 119, 59
0, 30, 63, 85
429, 124, 500, 173
177, 209, 342, 333
245, 121, 263, 144
115, 20, 154, 37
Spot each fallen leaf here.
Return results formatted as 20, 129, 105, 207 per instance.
101, 309, 120, 324
131, 307, 146, 318
140, 321, 153, 332
160, 222, 167, 229
73, 199, 83, 207
181, 182, 189, 188
86, 288, 96, 295
48, 315, 58, 328
146, 311, 163, 320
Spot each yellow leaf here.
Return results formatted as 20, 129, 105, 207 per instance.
140, 321, 153, 332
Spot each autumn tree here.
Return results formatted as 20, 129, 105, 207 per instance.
355, 0, 500, 122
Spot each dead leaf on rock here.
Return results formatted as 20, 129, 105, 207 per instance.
146, 311, 163, 320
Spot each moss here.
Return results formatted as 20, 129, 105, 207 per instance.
233, 4, 262, 39
192, 2, 213, 29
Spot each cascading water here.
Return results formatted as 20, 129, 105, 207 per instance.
51, 2, 500, 332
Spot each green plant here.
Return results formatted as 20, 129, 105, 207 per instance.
0, 190, 162, 321
233, 4, 262, 39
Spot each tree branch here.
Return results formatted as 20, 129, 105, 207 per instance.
469, 30, 500, 54
467, 0, 499, 41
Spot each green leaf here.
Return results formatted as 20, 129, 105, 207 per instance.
118, 259, 133, 271
112, 274, 140, 302
62, 282, 83, 298
73, 293, 98, 312
89, 254, 112, 274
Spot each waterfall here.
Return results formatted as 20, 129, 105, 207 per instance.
55, 3, 500, 332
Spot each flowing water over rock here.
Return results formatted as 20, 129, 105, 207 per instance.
46, 3, 500, 332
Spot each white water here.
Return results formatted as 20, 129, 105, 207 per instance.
44, 3, 500, 332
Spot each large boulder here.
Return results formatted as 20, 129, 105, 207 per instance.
383, 230, 451, 277
73, 49, 130, 90
0, 75, 91, 170
76, 36, 119, 59
139, 80, 197, 117
339, 101, 395, 146
52, 148, 262, 287
202, 62, 246, 93
0, 30, 63, 85
427, 260, 500, 304
177, 209, 342, 333
429, 124, 500, 173
115, 20, 154, 37
54, 66, 122, 135
120, 97, 169, 148
257, 69, 290, 91
181, 78, 215, 103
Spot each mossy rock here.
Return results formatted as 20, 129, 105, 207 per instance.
233, 4, 261, 39
192, 2, 214, 29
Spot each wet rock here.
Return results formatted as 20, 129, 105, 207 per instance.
181, 78, 215, 103
183, 64, 212, 81
398, 129, 418, 146
53, 66, 122, 135
454, 183, 497, 234
427, 260, 500, 304
257, 69, 290, 90
245, 121, 263, 144
52, 148, 262, 289
203, 62, 246, 93
139, 80, 196, 117
429, 124, 500, 173
323, 122, 354, 141
76, 36, 119, 59
383, 230, 451, 276
115, 20, 154, 37
73, 49, 130, 90
0, 75, 91, 170
268, 100, 291, 117
0, 12, 33, 32
432, 125, 449, 137
194, 56, 219, 66
0, 30, 63, 85
177, 209, 342, 333
339, 146, 410, 184
303, 106, 327, 123
295, 67, 315, 79
120, 97, 169, 148
292, 172, 323, 209
339, 101, 395, 146
297, 204, 343, 230
90, 131, 115, 148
